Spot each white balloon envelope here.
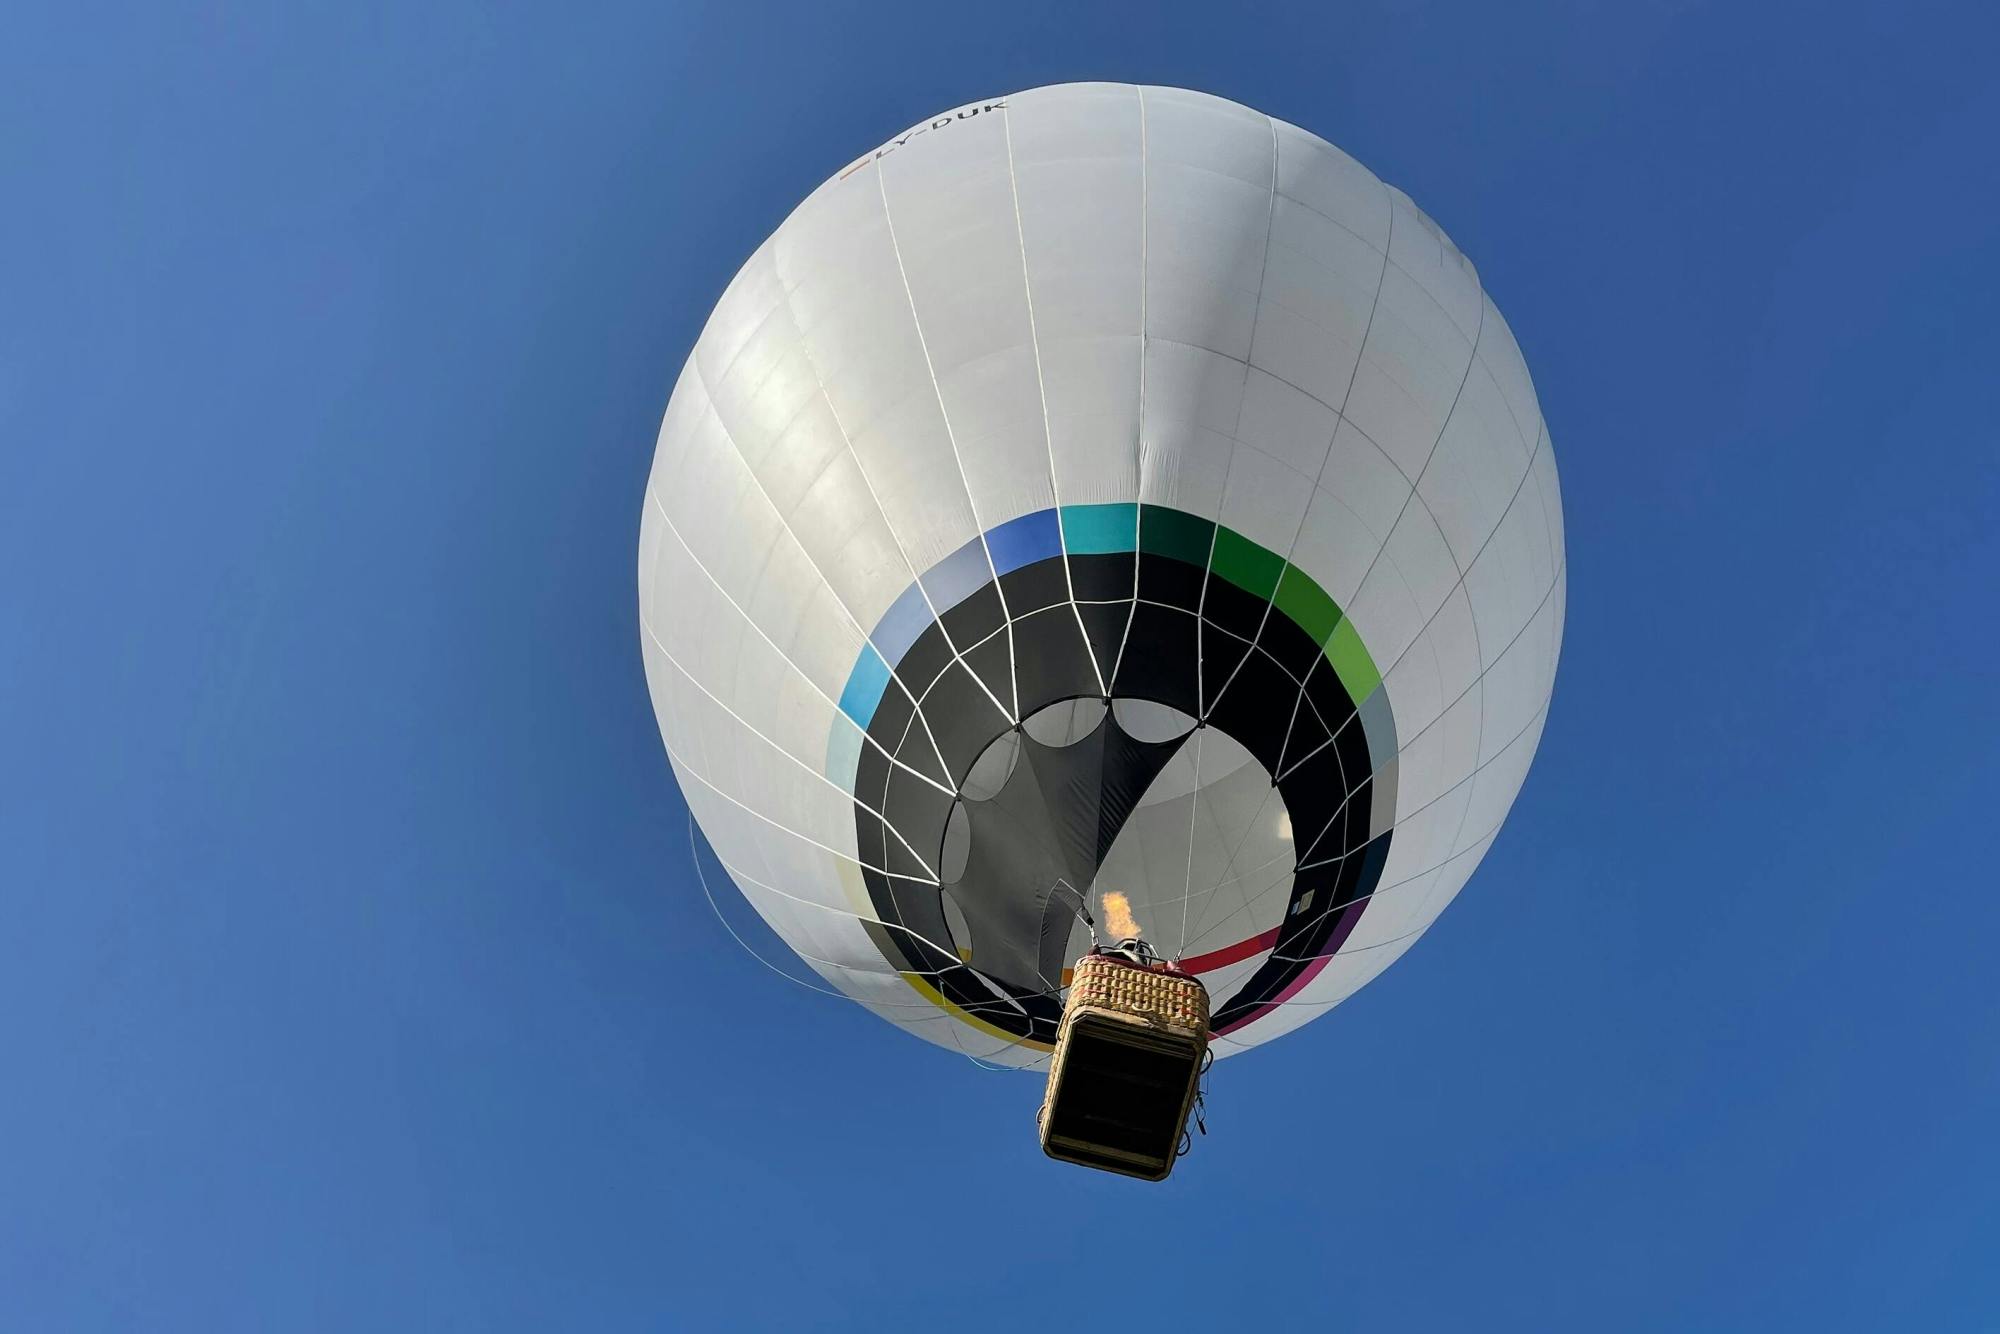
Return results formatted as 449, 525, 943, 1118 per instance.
639, 84, 1565, 1066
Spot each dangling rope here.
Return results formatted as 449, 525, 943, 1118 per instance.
1177, 1047, 1216, 1159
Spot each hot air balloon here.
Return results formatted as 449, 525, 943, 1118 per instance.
639, 84, 1564, 1169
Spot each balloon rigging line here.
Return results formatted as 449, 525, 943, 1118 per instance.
681, 355, 964, 787
659, 728, 936, 887
1292, 667, 1551, 883
669, 537, 1552, 1024
689, 705, 1548, 1051
1203, 174, 1397, 727
1222, 287, 1494, 740
1416, 433, 1556, 898
688, 810, 880, 1004
1162, 685, 1550, 977
1000, 101, 1110, 699
1273, 530, 1558, 808
1266, 300, 1513, 779
688, 800, 1342, 1051
1267, 691, 1554, 962
1176, 670, 1554, 965
1288, 561, 1562, 872
1176, 724, 1205, 960
1197, 109, 1297, 729
1182, 766, 1289, 952
1282, 403, 1541, 791
1107, 84, 1150, 694
1136, 828, 1296, 922
853, 537, 1553, 968
876, 160, 1023, 724
1276, 413, 1553, 784
786, 291, 1019, 762
690, 760, 1407, 1014
646, 490, 957, 803
687, 813, 1062, 1019
642, 614, 941, 881
687, 829, 1066, 1021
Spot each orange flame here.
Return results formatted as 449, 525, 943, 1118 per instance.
1101, 891, 1143, 942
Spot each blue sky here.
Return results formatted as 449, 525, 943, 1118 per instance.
4, 2, 1997, 1329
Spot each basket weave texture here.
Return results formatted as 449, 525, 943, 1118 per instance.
1066, 953, 1210, 1036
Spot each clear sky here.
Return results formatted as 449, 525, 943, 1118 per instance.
4, 2, 1996, 1329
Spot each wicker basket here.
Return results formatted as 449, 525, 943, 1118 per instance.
1064, 951, 1211, 1034
1038, 950, 1210, 1180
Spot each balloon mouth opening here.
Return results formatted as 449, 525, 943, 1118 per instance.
831, 510, 1405, 1045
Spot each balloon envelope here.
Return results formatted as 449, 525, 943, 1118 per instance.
640, 84, 1564, 1065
